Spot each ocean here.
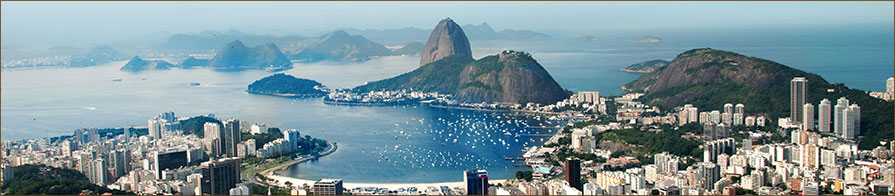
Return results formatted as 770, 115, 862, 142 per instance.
2, 32, 893, 182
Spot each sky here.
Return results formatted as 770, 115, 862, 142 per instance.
2, 1, 894, 48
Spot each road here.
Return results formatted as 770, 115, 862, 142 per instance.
243, 141, 338, 187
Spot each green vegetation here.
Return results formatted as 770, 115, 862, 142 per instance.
354, 51, 569, 104
735, 188, 757, 195
557, 150, 606, 163
1, 164, 134, 195
240, 128, 283, 149
180, 116, 221, 138
626, 48, 893, 150
247, 73, 327, 96
515, 171, 533, 182
251, 183, 291, 195
622, 59, 669, 73
595, 128, 702, 158
355, 55, 473, 94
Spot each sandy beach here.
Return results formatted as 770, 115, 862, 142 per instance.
266, 174, 509, 189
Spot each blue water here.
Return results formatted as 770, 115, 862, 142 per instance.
2, 31, 893, 182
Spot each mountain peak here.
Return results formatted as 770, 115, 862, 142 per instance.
226, 40, 246, 48
420, 18, 473, 66
325, 30, 352, 39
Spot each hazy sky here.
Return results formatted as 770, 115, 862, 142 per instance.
2, 1, 893, 47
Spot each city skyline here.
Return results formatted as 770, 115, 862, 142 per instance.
2, 2, 893, 195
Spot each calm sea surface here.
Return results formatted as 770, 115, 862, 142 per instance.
2, 38, 892, 182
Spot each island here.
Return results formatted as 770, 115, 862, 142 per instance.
119, 56, 176, 71
632, 36, 662, 43
575, 35, 601, 41
619, 59, 669, 73
247, 73, 329, 97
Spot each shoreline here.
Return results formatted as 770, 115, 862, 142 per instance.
256, 140, 511, 190
266, 174, 510, 190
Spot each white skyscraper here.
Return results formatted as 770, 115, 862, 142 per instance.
148, 119, 162, 140
834, 97, 849, 135
842, 104, 861, 140
204, 122, 223, 157
710, 110, 721, 124
735, 104, 745, 114
688, 107, 699, 123
818, 99, 831, 132
791, 77, 808, 124
887, 77, 894, 97
723, 103, 734, 114
802, 103, 814, 131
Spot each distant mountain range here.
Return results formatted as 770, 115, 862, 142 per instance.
286, 31, 392, 62
355, 18, 568, 104
624, 48, 893, 149
207, 40, 292, 70
391, 42, 425, 56
343, 22, 552, 43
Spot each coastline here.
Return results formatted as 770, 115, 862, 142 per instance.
257, 141, 508, 189
266, 174, 510, 190
245, 90, 327, 98
618, 68, 651, 73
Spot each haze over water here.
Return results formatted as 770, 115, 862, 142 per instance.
2, 34, 893, 182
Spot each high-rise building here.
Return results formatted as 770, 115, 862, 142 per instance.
887, 77, 894, 97
733, 113, 744, 126
818, 99, 832, 132
842, 104, 861, 140
200, 157, 240, 195
801, 144, 820, 169
204, 122, 224, 157
688, 107, 699, 123
464, 169, 489, 195
282, 129, 301, 151
155, 150, 189, 179
124, 126, 133, 142
148, 119, 162, 140
803, 103, 815, 131
654, 152, 679, 174
834, 97, 849, 135
313, 179, 344, 195
735, 104, 745, 114
723, 103, 734, 114
577, 91, 600, 104
703, 123, 729, 141
91, 158, 108, 186
699, 162, 720, 190
710, 110, 721, 124
721, 113, 732, 125
1, 166, 13, 183
704, 138, 736, 163
679, 104, 699, 125
111, 149, 131, 179
791, 77, 808, 124
222, 119, 240, 157
566, 159, 582, 190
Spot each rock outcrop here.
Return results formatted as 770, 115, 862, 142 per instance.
419, 18, 473, 66
120, 56, 175, 71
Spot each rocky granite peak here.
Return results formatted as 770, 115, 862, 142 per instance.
419, 18, 473, 66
